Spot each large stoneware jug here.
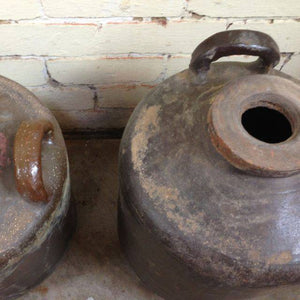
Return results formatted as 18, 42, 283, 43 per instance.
118, 30, 300, 299
0, 76, 75, 299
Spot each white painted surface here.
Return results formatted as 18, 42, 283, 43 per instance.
0, 58, 46, 86
0, 0, 298, 129
47, 57, 164, 84
188, 0, 300, 17
42, 0, 184, 17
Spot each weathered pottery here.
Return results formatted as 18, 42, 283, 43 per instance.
118, 30, 300, 299
0, 76, 75, 299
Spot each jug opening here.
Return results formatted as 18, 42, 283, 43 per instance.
208, 75, 300, 177
241, 106, 293, 144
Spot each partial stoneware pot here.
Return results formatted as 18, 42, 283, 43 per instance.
118, 30, 300, 299
0, 76, 75, 299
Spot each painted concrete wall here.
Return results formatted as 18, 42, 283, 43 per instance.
0, 0, 299, 130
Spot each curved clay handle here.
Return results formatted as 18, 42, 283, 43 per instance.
14, 120, 54, 202
189, 30, 280, 73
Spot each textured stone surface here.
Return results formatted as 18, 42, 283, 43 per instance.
93, 20, 226, 54
0, 20, 226, 56
166, 53, 296, 78
0, 23, 98, 57
0, 59, 46, 86
47, 57, 164, 84
282, 54, 300, 79
20, 139, 162, 300
29, 85, 95, 110
166, 55, 190, 77
0, 0, 41, 20
0, 21, 299, 56
42, 0, 184, 17
0, 1, 298, 131
188, 0, 300, 17
229, 21, 300, 52
97, 84, 153, 108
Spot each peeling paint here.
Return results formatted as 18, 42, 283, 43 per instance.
151, 17, 167, 27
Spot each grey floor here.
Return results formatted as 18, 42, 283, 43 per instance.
21, 139, 161, 300
19, 139, 300, 300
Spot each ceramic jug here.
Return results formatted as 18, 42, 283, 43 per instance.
118, 30, 300, 299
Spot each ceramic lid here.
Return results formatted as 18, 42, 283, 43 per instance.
0, 76, 68, 264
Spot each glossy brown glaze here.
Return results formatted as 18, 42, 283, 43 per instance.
118, 30, 300, 299
14, 120, 54, 202
0, 75, 74, 299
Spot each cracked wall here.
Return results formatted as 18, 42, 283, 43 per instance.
0, 0, 299, 131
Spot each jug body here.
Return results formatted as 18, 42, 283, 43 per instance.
118, 30, 300, 299
0, 76, 75, 299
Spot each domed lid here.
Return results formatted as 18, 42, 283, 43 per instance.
0, 76, 68, 265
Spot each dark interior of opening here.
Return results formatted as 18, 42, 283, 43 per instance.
241, 106, 292, 144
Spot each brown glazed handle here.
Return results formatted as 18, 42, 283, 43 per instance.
189, 30, 280, 73
14, 120, 54, 202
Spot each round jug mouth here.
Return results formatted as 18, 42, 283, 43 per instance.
241, 105, 293, 144
208, 74, 300, 177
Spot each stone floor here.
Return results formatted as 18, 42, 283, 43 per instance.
21, 139, 161, 300
19, 139, 300, 300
